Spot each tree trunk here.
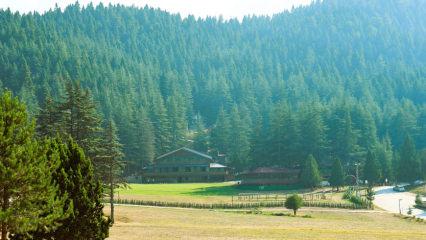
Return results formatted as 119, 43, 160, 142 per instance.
293, 209, 297, 216
110, 164, 114, 224
1, 188, 8, 240
0, 221, 5, 240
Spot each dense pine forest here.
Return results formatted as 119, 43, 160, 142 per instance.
0, 0, 425, 180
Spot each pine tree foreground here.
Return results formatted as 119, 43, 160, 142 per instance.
11, 138, 111, 240
0, 92, 66, 239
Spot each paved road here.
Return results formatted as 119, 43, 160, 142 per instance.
374, 186, 426, 219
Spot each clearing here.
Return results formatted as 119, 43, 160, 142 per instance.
106, 205, 426, 240
117, 182, 347, 204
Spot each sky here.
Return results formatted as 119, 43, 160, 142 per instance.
0, 0, 313, 20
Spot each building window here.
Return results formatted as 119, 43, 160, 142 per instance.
201, 167, 207, 172
185, 167, 191, 172
172, 167, 179, 172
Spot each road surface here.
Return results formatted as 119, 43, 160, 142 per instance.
374, 186, 426, 219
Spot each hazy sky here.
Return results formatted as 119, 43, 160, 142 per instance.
0, 0, 312, 19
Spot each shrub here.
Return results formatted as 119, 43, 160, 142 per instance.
415, 194, 423, 206
284, 194, 304, 216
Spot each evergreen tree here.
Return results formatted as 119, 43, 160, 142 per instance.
227, 106, 251, 170
329, 158, 345, 191
167, 93, 188, 149
98, 119, 126, 224
363, 150, 381, 186
353, 107, 378, 151
421, 150, 426, 180
23, 138, 111, 239
398, 135, 420, 182
36, 91, 62, 137
269, 103, 301, 167
0, 91, 65, 239
18, 62, 39, 117
210, 107, 230, 155
376, 135, 394, 182
131, 108, 155, 170
193, 114, 210, 153
151, 92, 172, 155
301, 154, 322, 189
300, 105, 327, 162
249, 113, 270, 167
59, 82, 103, 160
333, 109, 361, 164
0, 0, 425, 173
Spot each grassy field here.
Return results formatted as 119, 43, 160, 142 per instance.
106, 205, 426, 240
409, 184, 426, 196
116, 182, 347, 204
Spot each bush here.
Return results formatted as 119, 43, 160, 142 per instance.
343, 188, 353, 199
284, 194, 303, 215
415, 194, 423, 206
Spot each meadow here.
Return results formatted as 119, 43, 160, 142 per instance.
106, 205, 426, 240
116, 182, 347, 204
409, 184, 426, 196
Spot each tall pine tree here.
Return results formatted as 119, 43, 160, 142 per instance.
398, 135, 420, 182
98, 119, 126, 224
0, 92, 65, 239
329, 158, 345, 191
363, 150, 381, 186
301, 154, 322, 189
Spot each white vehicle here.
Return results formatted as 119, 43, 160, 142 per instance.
320, 181, 330, 187
413, 180, 424, 186
393, 185, 405, 192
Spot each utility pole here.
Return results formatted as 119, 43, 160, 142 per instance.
399, 199, 402, 214
355, 162, 359, 196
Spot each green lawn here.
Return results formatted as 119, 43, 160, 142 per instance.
119, 182, 303, 196
116, 182, 346, 204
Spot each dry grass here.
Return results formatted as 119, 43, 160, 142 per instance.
106, 205, 426, 240
409, 185, 426, 196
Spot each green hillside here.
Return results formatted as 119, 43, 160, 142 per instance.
0, 0, 425, 174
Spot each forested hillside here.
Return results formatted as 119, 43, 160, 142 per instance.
0, 0, 425, 176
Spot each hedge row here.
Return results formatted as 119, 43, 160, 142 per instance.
111, 198, 367, 210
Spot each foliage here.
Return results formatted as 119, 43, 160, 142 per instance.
192, 115, 210, 153
366, 187, 375, 202
13, 138, 111, 240
97, 119, 127, 224
415, 194, 423, 206
398, 135, 420, 182
363, 150, 381, 186
376, 136, 394, 182
0, 1, 425, 173
301, 155, 322, 189
0, 91, 66, 239
329, 158, 345, 191
284, 195, 304, 215
342, 188, 371, 209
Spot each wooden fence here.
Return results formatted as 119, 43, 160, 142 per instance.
232, 192, 331, 203
111, 198, 367, 210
